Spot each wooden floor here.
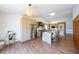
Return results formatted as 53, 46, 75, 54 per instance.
0, 34, 79, 54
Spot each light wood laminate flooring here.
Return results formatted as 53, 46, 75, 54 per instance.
0, 34, 79, 54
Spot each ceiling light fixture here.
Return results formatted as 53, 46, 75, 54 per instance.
29, 4, 31, 6
49, 13, 55, 16
26, 4, 33, 16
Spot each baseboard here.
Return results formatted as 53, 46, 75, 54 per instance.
20, 39, 31, 43
5, 40, 21, 45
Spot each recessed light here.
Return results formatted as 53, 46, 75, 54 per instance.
49, 13, 55, 16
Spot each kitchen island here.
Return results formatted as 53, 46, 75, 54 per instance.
42, 29, 59, 44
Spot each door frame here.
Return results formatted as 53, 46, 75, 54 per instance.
57, 22, 66, 39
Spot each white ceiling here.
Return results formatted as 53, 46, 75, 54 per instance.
0, 4, 76, 18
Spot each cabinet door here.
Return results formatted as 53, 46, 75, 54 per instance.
21, 17, 31, 41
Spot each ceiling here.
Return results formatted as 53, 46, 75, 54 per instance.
0, 4, 76, 18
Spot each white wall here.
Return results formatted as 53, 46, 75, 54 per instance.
73, 5, 79, 19
64, 15, 73, 34
0, 13, 21, 42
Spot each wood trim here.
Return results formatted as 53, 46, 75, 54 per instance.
73, 15, 79, 21
64, 22, 66, 40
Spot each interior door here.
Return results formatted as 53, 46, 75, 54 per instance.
58, 22, 66, 39
58, 24, 64, 36
73, 15, 79, 50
